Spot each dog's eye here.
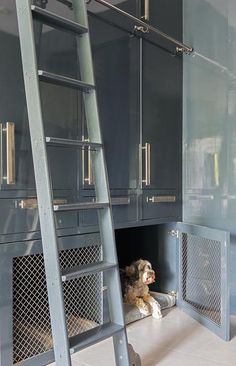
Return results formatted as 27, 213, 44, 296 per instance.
146, 264, 151, 270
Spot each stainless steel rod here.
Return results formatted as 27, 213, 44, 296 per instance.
94, 0, 193, 53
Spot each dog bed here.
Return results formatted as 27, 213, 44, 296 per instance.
124, 291, 176, 324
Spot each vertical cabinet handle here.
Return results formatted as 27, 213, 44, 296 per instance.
82, 136, 94, 186
142, 142, 151, 186
87, 146, 94, 185
141, 0, 150, 21
0, 124, 2, 185
213, 152, 219, 187
3, 122, 15, 185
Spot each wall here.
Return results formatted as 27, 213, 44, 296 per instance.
183, 0, 236, 313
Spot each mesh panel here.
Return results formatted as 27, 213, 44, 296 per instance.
180, 232, 221, 326
13, 244, 102, 364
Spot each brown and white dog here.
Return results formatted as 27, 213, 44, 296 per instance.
121, 259, 162, 319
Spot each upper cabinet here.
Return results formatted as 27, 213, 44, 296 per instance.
0, 0, 78, 193
92, 25, 139, 191
79, 1, 140, 229
0, 22, 35, 192
85, 0, 140, 192
141, 0, 182, 220
142, 40, 182, 191
0, 1, 80, 240
0, 0, 183, 238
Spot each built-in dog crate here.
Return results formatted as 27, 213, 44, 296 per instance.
0, 224, 230, 365
0, 233, 113, 365
115, 223, 230, 340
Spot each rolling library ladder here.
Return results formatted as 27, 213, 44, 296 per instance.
16, 0, 133, 365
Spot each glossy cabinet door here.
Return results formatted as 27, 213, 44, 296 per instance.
0, 1, 79, 193
84, 0, 140, 192
0, 1, 79, 239
141, 0, 182, 220
92, 26, 140, 191
79, 1, 140, 228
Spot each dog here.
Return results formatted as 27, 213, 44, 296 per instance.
121, 259, 162, 319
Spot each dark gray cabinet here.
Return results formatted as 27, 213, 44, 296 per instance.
80, 0, 183, 227
0, 7, 78, 192
0, 30, 35, 191
0, 0, 182, 239
86, 0, 140, 192
93, 32, 139, 191
140, 0, 182, 221
0, 1, 79, 240
79, 1, 140, 228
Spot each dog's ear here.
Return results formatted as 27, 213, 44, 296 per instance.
125, 264, 140, 280
125, 265, 136, 277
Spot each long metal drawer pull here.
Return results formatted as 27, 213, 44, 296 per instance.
0, 124, 2, 185
142, 0, 150, 21
5, 122, 15, 185
147, 195, 176, 203
142, 142, 151, 186
18, 198, 67, 209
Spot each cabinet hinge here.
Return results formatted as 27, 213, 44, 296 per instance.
168, 229, 179, 238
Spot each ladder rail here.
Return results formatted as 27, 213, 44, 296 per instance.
72, 2, 130, 364
16, 1, 71, 365
16, 0, 131, 365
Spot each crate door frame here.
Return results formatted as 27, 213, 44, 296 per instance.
177, 222, 230, 341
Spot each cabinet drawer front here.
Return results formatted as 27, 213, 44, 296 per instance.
142, 191, 181, 220
0, 195, 77, 241
80, 195, 137, 228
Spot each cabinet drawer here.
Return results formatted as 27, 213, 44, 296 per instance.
142, 191, 181, 221
0, 194, 77, 241
80, 194, 137, 228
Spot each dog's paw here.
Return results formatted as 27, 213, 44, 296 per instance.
152, 309, 162, 319
138, 304, 150, 316
151, 304, 162, 319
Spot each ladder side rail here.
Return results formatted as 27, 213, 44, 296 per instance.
16, 1, 71, 365
72, 2, 130, 365
72, 0, 125, 322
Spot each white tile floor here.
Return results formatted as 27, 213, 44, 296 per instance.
50, 307, 236, 366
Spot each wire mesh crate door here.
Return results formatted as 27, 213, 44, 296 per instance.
180, 232, 221, 325
13, 244, 103, 364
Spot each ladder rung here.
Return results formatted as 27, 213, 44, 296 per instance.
61, 261, 117, 282
54, 202, 109, 211
69, 323, 124, 353
38, 70, 95, 92
46, 137, 102, 150
31, 5, 88, 34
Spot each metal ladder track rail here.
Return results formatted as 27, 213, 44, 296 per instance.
16, 0, 130, 365
16, 1, 71, 365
